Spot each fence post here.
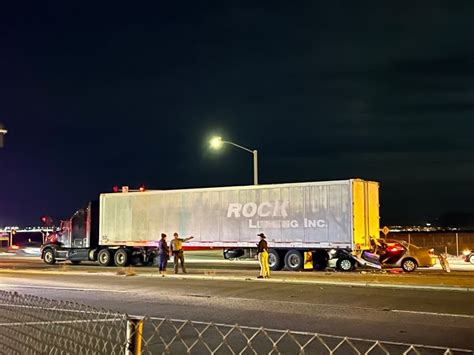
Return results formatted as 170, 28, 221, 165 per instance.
126, 316, 144, 355
455, 233, 459, 257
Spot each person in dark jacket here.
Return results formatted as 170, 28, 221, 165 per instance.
256, 233, 270, 278
158, 233, 170, 276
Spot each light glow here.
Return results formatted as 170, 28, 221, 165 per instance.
210, 136, 223, 149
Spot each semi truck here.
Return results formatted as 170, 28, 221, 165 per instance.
41, 178, 380, 271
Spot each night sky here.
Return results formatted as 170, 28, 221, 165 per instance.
1, 2, 473, 226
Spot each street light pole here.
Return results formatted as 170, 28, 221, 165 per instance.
253, 149, 258, 185
0, 125, 7, 148
210, 137, 259, 185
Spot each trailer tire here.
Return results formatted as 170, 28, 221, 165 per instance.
114, 248, 130, 267
144, 254, 156, 266
284, 249, 304, 271
43, 249, 56, 265
97, 248, 113, 266
336, 257, 354, 272
268, 249, 283, 271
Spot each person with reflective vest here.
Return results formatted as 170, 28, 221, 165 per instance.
256, 233, 270, 278
170, 232, 194, 274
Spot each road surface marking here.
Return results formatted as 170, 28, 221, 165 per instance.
0, 303, 115, 315
0, 284, 128, 293
392, 309, 474, 319
0, 319, 120, 326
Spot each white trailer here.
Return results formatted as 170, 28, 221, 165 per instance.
41, 179, 380, 271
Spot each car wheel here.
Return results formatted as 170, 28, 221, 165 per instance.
402, 258, 417, 272
97, 248, 112, 266
336, 257, 354, 272
43, 249, 56, 265
469, 254, 474, 265
284, 250, 304, 271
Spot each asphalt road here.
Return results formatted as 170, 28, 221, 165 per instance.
0, 255, 473, 351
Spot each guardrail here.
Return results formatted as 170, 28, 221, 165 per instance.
0, 290, 471, 354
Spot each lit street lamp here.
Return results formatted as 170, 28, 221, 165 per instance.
210, 136, 259, 185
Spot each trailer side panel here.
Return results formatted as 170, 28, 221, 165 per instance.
99, 180, 367, 249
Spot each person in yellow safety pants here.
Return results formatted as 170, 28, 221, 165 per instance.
256, 233, 270, 278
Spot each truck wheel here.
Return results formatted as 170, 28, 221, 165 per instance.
401, 258, 417, 272
43, 249, 56, 265
114, 248, 130, 267
268, 249, 283, 271
284, 249, 304, 271
88, 249, 98, 261
336, 257, 354, 272
98, 248, 112, 266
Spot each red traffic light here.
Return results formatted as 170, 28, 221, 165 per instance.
41, 216, 48, 224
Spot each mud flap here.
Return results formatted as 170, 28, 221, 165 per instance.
304, 251, 313, 270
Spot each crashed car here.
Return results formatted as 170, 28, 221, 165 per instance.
463, 249, 474, 264
371, 239, 437, 272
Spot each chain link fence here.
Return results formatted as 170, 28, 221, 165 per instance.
0, 290, 472, 354
0, 290, 127, 354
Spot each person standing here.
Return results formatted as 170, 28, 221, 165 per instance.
170, 232, 194, 274
158, 233, 170, 277
257, 233, 270, 278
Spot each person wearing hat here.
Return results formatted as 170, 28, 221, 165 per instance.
158, 233, 170, 277
256, 233, 270, 278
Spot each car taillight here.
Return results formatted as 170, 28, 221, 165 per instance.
10, 245, 19, 250
386, 244, 404, 253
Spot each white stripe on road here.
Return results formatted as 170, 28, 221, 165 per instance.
0, 304, 117, 315
226, 297, 474, 319
0, 284, 128, 293
392, 309, 474, 319
0, 319, 119, 326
